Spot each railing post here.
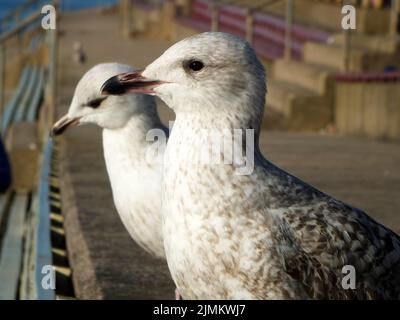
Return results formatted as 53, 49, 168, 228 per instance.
284, 0, 293, 60
343, 28, 351, 72
44, 0, 60, 130
0, 44, 5, 132
245, 8, 254, 44
121, 0, 132, 37
211, 2, 219, 32
16, 9, 23, 55
390, 0, 399, 35
48, 27, 58, 127
15, 9, 21, 24
342, 0, 351, 72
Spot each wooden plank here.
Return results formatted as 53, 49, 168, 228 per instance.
19, 193, 38, 300
0, 44, 5, 127
0, 192, 10, 226
0, 193, 28, 299
5, 122, 40, 192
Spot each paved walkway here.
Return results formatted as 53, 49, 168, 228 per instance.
57, 8, 400, 299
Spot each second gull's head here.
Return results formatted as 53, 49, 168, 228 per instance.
52, 63, 157, 135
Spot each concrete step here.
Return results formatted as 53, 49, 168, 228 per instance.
304, 41, 400, 72
331, 33, 400, 54
303, 42, 366, 72
268, 80, 317, 116
272, 59, 335, 95
266, 80, 333, 130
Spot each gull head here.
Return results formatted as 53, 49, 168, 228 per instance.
101, 32, 266, 116
52, 63, 156, 136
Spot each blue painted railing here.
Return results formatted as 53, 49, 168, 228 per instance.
26, 67, 45, 122
1, 67, 32, 135
1, 33, 46, 136
14, 66, 38, 122
35, 139, 55, 300
0, 0, 50, 35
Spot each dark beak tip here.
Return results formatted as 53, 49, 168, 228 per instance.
50, 127, 61, 137
51, 117, 80, 137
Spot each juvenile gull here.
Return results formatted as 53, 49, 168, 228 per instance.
52, 63, 167, 259
102, 33, 400, 299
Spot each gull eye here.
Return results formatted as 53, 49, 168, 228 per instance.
87, 97, 107, 109
188, 60, 204, 72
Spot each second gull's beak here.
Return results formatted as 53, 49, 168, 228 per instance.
51, 114, 81, 137
101, 71, 163, 96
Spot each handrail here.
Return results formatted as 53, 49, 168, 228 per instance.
212, 0, 284, 12
208, 0, 292, 59
1, 68, 32, 135
336, 71, 400, 83
249, 0, 283, 12
26, 68, 45, 122
0, 0, 58, 300
0, 0, 58, 132
0, 0, 39, 24
0, 11, 43, 44
15, 67, 39, 122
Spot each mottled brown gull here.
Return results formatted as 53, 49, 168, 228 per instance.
52, 63, 167, 259
101, 33, 400, 299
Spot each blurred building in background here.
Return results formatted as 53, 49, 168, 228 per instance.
120, 0, 400, 139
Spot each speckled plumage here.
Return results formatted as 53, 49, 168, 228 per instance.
136, 32, 400, 299
58, 63, 167, 259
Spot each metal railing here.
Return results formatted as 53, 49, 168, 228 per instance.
0, 0, 59, 300
284, 0, 293, 60
124, 0, 296, 60
251, 0, 294, 60
342, 0, 399, 72
0, 11, 42, 133
0, 1, 59, 134
0, 0, 50, 34
0, 0, 37, 29
211, 0, 293, 58
390, 0, 399, 36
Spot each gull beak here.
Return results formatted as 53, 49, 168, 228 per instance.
101, 70, 164, 96
51, 114, 81, 137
